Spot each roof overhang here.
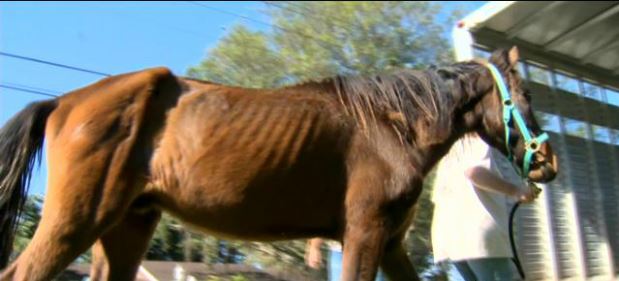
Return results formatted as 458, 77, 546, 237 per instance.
455, 1, 619, 89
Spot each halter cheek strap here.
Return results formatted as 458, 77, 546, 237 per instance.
485, 63, 549, 178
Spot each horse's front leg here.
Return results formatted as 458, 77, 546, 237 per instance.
380, 235, 420, 281
340, 218, 387, 281
339, 160, 405, 281
339, 145, 423, 281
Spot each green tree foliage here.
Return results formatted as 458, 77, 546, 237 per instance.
188, 1, 455, 88
147, 213, 185, 261
187, 25, 289, 88
12, 195, 43, 255
147, 214, 246, 264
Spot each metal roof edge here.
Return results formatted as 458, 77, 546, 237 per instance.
458, 1, 516, 30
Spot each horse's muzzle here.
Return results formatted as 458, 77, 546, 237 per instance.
527, 142, 558, 183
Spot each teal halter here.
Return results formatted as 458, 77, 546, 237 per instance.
485, 63, 549, 178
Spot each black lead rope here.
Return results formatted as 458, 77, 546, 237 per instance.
509, 202, 526, 280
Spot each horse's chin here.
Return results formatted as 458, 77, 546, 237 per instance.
527, 155, 558, 183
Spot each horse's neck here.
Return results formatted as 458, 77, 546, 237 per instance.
410, 63, 489, 176
411, 134, 464, 177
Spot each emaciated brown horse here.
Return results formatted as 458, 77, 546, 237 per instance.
0, 47, 557, 281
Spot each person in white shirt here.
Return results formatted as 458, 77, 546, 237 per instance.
431, 133, 538, 281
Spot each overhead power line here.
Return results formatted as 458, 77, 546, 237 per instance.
0, 51, 111, 77
0, 83, 60, 98
186, 1, 343, 51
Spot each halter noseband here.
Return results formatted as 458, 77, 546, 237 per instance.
485, 63, 549, 178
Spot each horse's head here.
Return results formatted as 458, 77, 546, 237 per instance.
473, 47, 558, 183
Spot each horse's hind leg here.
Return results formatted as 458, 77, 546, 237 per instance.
0, 179, 139, 281
90, 208, 161, 281
0, 151, 151, 281
0, 72, 176, 281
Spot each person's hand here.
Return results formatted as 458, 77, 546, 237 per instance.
515, 182, 541, 203
305, 239, 323, 269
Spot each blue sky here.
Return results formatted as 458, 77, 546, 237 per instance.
0, 1, 272, 195
0, 1, 485, 196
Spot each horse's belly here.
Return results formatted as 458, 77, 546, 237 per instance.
163, 173, 346, 240
151, 141, 348, 240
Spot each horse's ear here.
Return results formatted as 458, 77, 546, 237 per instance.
508, 46, 519, 68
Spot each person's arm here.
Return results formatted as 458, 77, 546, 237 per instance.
305, 238, 323, 269
465, 166, 536, 203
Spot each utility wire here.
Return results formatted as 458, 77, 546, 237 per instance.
0, 51, 111, 77
0, 84, 59, 98
187, 1, 342, 51
263, 1, 352, 30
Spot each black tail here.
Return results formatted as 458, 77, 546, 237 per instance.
0, 100, 57, 268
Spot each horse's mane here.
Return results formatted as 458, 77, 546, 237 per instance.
329, 62, 483, 145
